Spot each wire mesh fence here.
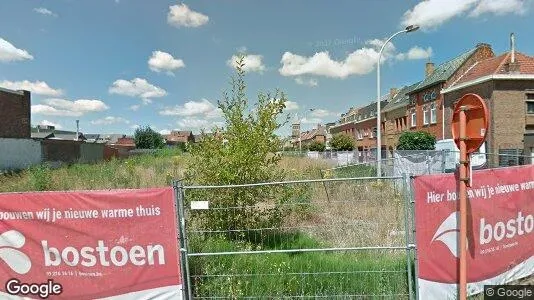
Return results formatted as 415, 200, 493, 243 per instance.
176, 177, 415, 299
322, 151, 534, 179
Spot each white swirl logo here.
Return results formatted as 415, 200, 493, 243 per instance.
431, 212, 468, 258
0, 230, 32, 274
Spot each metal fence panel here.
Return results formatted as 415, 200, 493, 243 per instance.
178, 177, 414, 299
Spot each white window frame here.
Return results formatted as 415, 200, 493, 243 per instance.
410, 109, 416, 128
423, 105, 429, 125
371, 127, 377, 139
430, 103, 437, 124
357, 129, 363, 140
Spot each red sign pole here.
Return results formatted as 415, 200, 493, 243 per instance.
459, 106, 468, 300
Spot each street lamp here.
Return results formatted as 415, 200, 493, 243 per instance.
376, 24, 419, 177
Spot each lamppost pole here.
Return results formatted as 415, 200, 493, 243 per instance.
376, 24, 419, 177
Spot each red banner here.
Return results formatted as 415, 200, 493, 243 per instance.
414, 165, 534, 298
0, 188, 182, 299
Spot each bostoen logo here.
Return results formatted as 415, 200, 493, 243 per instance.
432, 211, 534, 258
0, 230, 32, 274
431, 212, 464, 258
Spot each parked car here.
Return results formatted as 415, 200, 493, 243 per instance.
435, 139, 487, 172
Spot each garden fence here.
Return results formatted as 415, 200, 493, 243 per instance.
174, 176, 416, 299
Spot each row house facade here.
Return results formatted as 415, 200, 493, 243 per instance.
441, 50, 534, 166
329, 37, 534, 165
330, 96, 390, 158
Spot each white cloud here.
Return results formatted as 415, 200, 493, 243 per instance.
279, 38, 396, 79
130, 124, 140, 130
401, 0, 527, 30
176, 118, 224, 130
38, 120, 62, 129
396, 46, 433, 60
295, 77, 318, 87
91, 116, 130, 125
34, 7, 58, 17
167, 3, 209, 28
0, 38, 34, 62
159, 99, 221, 118
470, 0, 527, 17
129, 104, 140, 111
0, 80, 63, 96
109, 78, 167, 102
148, 51, 185, 75
301, 117, 323, 124
159, 129, 172, 135
227, 54, 266, 73
310, 109, 337, 118
285, 101, 299, 111
32, 98, 109, 117
237, 46, 248, 53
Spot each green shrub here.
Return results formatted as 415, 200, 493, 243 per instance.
397, 131, 436, 150
28, 164, 52, 191
134, 126, 165, 149
330, 134, 355, 151
308, 141, 326, 152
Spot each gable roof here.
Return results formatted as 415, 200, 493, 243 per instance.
300, 125, 327, 141
411, 47, 478, 93
449, 51, 534, 87
382, 81, 421, 112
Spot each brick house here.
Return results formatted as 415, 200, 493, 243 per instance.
330, 95, 391, 158
293, 124, 327, 148
0, 87, 31, 138
405, 43, 494, 143
382, 82, 421, 155
164, 130, 194, 146
109, 136, 136, 151
441, 49, 534, 166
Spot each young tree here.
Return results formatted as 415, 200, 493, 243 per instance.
185, 56, 305, 237
330, 134, 355, 151
397, 131, 436, 150
134, 126, 165, 149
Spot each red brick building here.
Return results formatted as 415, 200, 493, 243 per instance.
442, 49, 534, 165
0, 87, 31, 138
164, 130, 194, 146
406, 43, 494, 141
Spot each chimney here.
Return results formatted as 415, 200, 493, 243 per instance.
425, 62, 435, 77
75, 120, 79, 141
389, 87, 398, 100
510, 33, 515, 63
504, 33, 520, 74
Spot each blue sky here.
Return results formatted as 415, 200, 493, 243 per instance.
1, 0, 533, 136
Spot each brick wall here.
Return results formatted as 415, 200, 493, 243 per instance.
0, 89, 31, 138
410, 84, 444, 140
354, 118, 379, 150
383, 107, 408, 151
443, 79, 534, 166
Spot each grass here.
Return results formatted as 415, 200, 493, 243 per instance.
0, 151, 414, 298
188, 234, 411, 299
0, 148, 187, 192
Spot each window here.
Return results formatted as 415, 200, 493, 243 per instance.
430, 103, 437, 124
423, 105, 429, 125
528, 94, 534, 114
357, 129, 363, 140
410, 109, 416, 127
371, 127, 377, 138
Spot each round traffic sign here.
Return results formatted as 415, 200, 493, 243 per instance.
451, 93, 489, 154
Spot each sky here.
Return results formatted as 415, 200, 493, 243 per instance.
1, 0, 534, 136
